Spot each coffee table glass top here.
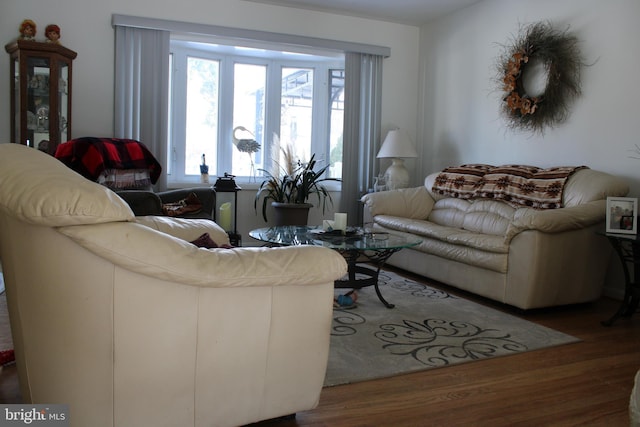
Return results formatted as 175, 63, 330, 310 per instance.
249, 225, 422, 250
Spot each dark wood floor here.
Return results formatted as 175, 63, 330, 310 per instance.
2, 269, 639, 426
253, 269, 640, 427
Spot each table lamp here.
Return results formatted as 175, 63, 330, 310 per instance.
376, 128, 417, 190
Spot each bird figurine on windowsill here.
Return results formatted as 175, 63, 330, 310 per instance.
232, 126, 261, 180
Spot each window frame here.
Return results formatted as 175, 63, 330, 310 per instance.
168, 39, 344, 186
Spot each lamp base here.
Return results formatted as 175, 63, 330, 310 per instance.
383, 158, 410, 190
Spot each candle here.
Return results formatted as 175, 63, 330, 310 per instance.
219, 202, 232, 231
334, 213, 347, 231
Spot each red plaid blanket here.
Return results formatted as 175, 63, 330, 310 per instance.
55, 137, 162, 184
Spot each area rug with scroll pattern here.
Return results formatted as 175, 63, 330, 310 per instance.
325, 269, 579, 386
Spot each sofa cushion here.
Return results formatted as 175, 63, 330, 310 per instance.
135, 216, 230, 246
371, 220, 508, 272
462, 200, 516, 236
427, 198, 470, 228
0, 144, 134, 227
374, 215, 509, 254
418, 236, 508, 272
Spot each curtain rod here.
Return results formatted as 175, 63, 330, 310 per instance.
112, 14, 390, 58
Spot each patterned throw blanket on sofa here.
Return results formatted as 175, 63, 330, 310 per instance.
432, 164, 587, 209
55, 137, 162, 184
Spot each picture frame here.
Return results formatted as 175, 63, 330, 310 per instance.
606, 197, 638, 234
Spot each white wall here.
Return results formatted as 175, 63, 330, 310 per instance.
0, 0, 420, 239
419, 0, 640, 189
419, 0, 640, 297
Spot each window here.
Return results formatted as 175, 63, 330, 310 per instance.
168, 39, 344, 185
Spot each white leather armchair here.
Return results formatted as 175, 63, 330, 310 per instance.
0, 144, 347, 427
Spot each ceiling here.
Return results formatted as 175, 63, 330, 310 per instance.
243, 0, 483, 26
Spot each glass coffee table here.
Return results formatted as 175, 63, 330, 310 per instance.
249, 225, 422, 308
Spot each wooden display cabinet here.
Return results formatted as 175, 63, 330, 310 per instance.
5, 40, 77, 155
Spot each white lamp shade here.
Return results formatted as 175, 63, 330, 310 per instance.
377, 129, 418, 159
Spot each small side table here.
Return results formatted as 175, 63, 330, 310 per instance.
601, 232, 640, 326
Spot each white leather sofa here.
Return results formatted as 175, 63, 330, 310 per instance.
362, 165, 629, 309
0, 144, 347, 427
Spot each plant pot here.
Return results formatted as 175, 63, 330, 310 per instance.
272, 202, 312, 226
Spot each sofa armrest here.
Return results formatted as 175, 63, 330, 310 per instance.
58, 222, 348, 287
361, 187, 435, 219
508, 200, 605, 237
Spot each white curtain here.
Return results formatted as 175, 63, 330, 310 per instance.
341, 53, 384, 225
114, 25, 170, 190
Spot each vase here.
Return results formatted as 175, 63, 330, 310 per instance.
272, 202, 312, 226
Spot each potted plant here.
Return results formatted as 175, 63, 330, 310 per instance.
254, 144, 339, 225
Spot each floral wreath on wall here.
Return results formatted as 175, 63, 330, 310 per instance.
496, 21, 584, 134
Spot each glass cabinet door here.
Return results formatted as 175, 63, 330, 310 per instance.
5, 40, 76, 155
12, 56, 20, 144
28, 55, 51, 151
59, 62, 69, 144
